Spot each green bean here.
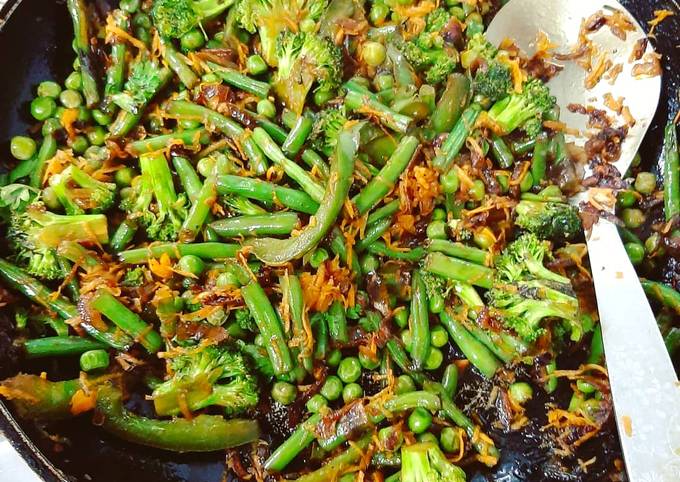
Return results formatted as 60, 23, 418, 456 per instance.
208, 62, 270, 98
424, 252, 494, 289
441, 363, 459, 397
344, 89, 412, 133
430, 73, 470, 135
161, 38, 198, 88
410, 271, 431, 371
662, 122, 680, 221
103, 10, 129, 110
29, 134, 58, 188
280, 273, 313, 373
0, 375, 81, 420
490, 134, 515, 168
241, 281, 294, 376
264, 413, 321, 472
172, 156, 203, 203
439, 310, 500, 378
328, 227, 362, 274
216, 175, 318, 214
511, 137, 537, 155
531, 134, 549, 185
432, 103, 482, 171
24, 337, 107, 359
355, 217, 391, 252
327, 300, 349, 344
282, 115, 313, 156
181, 177, 217, 241
313, 314, 329, 359
119, 242, 240, 263
366, 199, 400, 225
210, 212, 299, 238
366, 241, 426, 262
67, 0, 99, 106
641, 279, 680, 315
300, 149, 331, 180
353, 135, 419, 214
294, 435, 371, 482
426, 239, 490, 265
665, 327, 680, 356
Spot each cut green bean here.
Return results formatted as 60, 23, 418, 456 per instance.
210, 212, 299, 238
216, 175, 319, 214
410, 270, 431, 370
282, 115, 313, 156
24, 337, 107, 359
423, 252, 494, 289
119, 242, 240, 263
662, 122, 680, 221
439, 310, 500, 378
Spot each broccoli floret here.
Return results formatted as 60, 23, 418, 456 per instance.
152, 344, 259, 416
123, 153, 187, 242
236, 0, 328, 66
0, 184, 39, 221
49, 165, 116, 215
151, 0, 233, 39
401, 442, 467, 482
473, 61, 512, 103
515, 200, 582, 241
111, 60, 167, 115
234, 308, 257, 332
495, 233, 569, 285
487, 78, 555, 137
122, 267, 147, 287
460, 32, 497, 69
309, 105, 348, 156
402, 8, 457, 84
8, 202, 109, 280
272, 31, 342, 115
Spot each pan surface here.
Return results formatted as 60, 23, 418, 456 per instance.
0, 1, 677, 481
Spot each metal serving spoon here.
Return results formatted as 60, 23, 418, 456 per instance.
487, 0, 680, 479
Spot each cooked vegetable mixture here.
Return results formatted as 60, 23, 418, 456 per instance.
0, 0, 674, 480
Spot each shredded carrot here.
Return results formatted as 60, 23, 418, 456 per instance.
647, 9, 674, 37
70, 388, 97, 415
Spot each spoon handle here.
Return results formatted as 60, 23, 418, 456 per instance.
586, 218, 680, 480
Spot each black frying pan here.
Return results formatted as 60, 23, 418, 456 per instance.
0, 1, 678, 481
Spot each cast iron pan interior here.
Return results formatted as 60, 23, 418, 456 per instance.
0, 1, 678, 481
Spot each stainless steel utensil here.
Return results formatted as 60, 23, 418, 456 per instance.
487, 1, 680, 479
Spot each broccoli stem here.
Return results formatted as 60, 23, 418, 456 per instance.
251, 127, 325, 203
161, 38, 199, 89
353, 135, 419, 214
344, 82, 412, 133
208, 62, 270, 98
241, 281, 294, 376
216, 174, 318, 215
490, 134, 515, 169
282, 115, 314, 156
24, 336, 107, 359
326, 300, 349, 344
119, 242, 240, 264
210, 212, 300, 238
424, 252, 494, 289
662, 122, 680, 221
264, 413, 321, 472
439, 311, 500, 378
430, 73, 470, 135
90, 290, 162, 353
165, 100, 268, 175
300, 149, 331, 180
366, 241, 427, 262
181, 176, 217, 242
103, 10, 129, 111
66, 0, 99, 107
110, 219, 138, 253
366, 199, 400, 226
530, 134, 549, 186
96, 385, 260, 452
427, 239, 490, 266
355, 217, 391, 252
432, 103, 482, 171
126, 128, 207, 156
410, 270, 431, 371
641, 279, 680, 315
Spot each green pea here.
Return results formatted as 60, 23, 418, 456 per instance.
132, 12, 151, 28
450, 6, 466, 21
320, 375, 343, 401
37, 81, 62, 98
337, 356, 362, 383
426, 220, 448, 240
634, 171, 656, 195
306, 393, 328, 413
9, 136, 38, 161
429, 293, 444, 314
469, 179, 485, 201
401, 329, 413, 352
645, 232, 660, 254
136, 27, 151, 46
440, 169, 459, 193
617, 190, 637, 208
360, 253, 379, 274
30, 96, 55, 121
177, 119, 200, 131
197, 157, 216, 178
327, 348, 342, 367
429, 208, 445, 223
202, 73, 219, 83
79, 349, 110, 372
41, 118, 61, 136
395, 374, 416, 395
624, 242, 644, 266
87, 126, 107, 146
339, 382, 362, 404
430, 325, 449, 348
310, 248, 329, 268
70, 135, 89, 154
114, 167, 137, 188
519, 171, 534, 192
374, 73, 394, 92
119, 0, 139, 13
299, 18, 316, 33
271, 381, 297, 405
378, 425, 403, 450
177, 255, 206, 276
424, 347, 443, 371
180, 29, 205, 52
359, 351, 380, 370
369, 2, 389, 25
473, 228, 495, 250
394, 306, 409, 329
362, 41, 386, 67
76, 107, 91, 123
42, 186, 61, 211
576, 379, 596, 395
246, 54, 268, 76
92, 108, 112, 126
417, 432, 438, 445
205, 39, 222, 49
59, 89, 83, 108
408, 407, 432, 434
216, 271, 240, 288
314, 89, 334, 106
64, 71, 82, 91
621, 208, 645, 229
508, 381, 533, 405
581, 398, 601, 419
495, 173, 510, 193
440, 427, 461, 453
84, 146, 109, 165
256, 99, 276, 119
